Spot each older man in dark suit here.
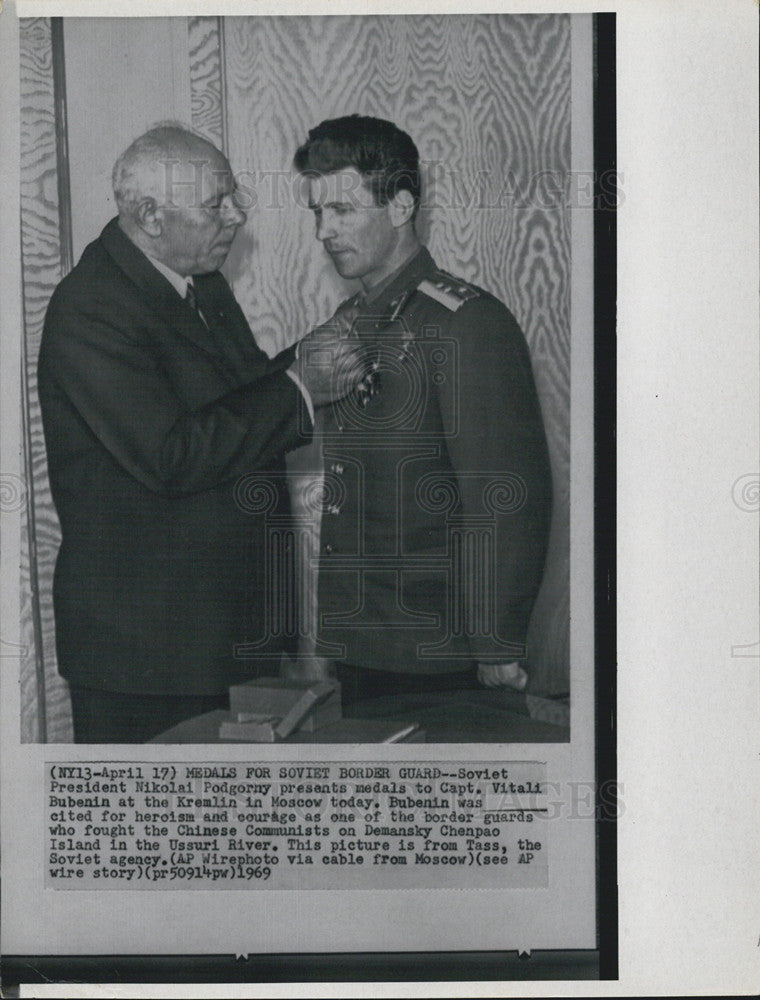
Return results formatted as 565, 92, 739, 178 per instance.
38, 124, 363, 742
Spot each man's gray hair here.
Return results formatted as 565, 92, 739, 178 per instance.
112, 122, 217, 213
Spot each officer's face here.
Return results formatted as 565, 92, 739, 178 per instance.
156, 149, 247, 276
308, 168, 399, 289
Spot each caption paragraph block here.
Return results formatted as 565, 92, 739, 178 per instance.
46, 761, 548, 890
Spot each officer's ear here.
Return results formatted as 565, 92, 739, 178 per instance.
388, 189, 416, 229
134, 197, 163, 238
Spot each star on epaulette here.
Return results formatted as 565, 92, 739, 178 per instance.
417, 271, 481, 312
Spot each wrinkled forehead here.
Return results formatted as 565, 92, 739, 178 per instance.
145, 148, 233, 208
306, 167, 376, 209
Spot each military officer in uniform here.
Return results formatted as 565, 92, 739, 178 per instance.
293, 115, 552, 708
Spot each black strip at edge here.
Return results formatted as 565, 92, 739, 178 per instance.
50, 18, 74, 278
2, 950, 598, 986
593, 10, 619, 983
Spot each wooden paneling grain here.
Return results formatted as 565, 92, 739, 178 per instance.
222, 14, 571, 692
188, 15, 226, 149
19, 17, 72, 741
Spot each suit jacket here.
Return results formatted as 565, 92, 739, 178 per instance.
316, 247, 552, 673
38, 218, 311, 695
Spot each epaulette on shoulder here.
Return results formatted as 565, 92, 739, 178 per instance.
417, 270, 481, 312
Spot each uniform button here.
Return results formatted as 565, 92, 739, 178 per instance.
324, 544, 332, 554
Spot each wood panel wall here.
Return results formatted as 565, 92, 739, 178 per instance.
19, 14, 571, 741
188, 16, 226, 150
19, 18, 71, 741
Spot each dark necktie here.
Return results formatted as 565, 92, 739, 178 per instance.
184, 282, 207, 327
185, 281, 241, 381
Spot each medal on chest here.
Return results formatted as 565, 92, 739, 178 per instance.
333, 290, 422, 433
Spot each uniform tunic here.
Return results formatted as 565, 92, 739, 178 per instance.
316, 247, 552, 675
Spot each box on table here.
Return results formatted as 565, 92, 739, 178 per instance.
221, 678, 342, 741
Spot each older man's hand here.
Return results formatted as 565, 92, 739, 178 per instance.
292, 299, 372, 407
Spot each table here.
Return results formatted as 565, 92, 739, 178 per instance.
152, 688, 569, 743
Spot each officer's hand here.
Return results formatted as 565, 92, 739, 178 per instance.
279, 655, 336, 683
477, 662, 528, 690
293, 301, 368, 407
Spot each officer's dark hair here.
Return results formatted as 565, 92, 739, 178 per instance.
294, 115, 421, 219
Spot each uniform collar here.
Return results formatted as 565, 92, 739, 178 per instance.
362, 246, 438, 314
363, 247, 423, 304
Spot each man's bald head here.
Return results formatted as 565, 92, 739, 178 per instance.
112, 124, 228, 216
112, 124, 246, 276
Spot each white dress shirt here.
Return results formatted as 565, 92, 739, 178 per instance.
146, 254, 313, 424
